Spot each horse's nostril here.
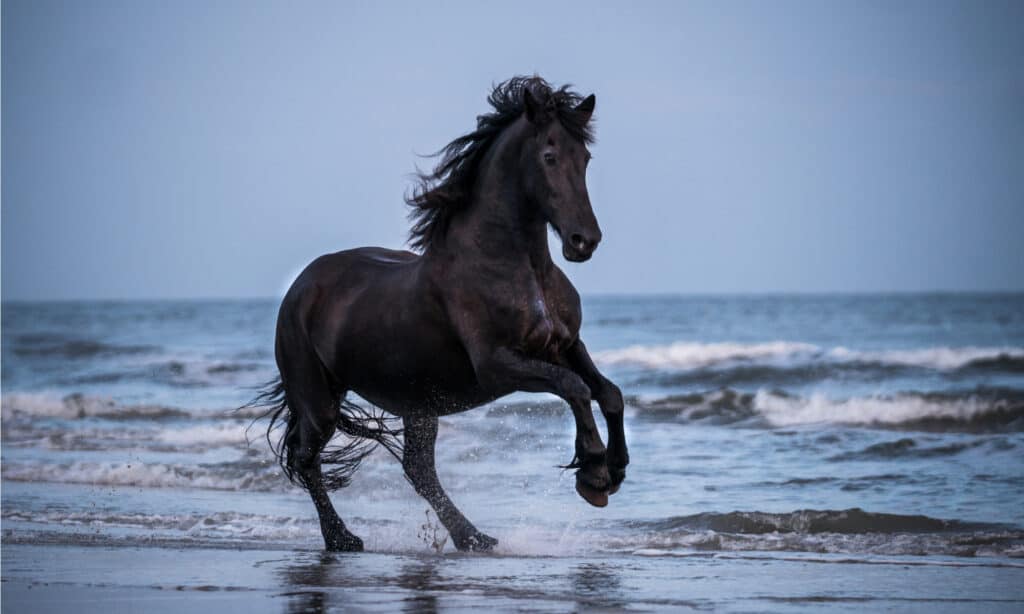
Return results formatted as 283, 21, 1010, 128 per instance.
571, 234, 587, 250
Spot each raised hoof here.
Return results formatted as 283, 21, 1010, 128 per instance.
574, 459, 611, 507
575, 480, 609, 508
324, 531, 364, 552
455, 531, 498, 552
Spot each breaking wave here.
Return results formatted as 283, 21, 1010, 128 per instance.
1, 508, 318, 542
1, 459, 287, 492
596, 341, 1024, 376
617, 508, 1024, 559
754, 389, 1024, 432
634, 508, 1002, 534
6, 386, 1024, 438
1, 393, 191, 421
630, 388, 1024, 432
596, 341, 819, 370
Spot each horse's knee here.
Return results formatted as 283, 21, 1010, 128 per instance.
560, 373, 592, 408
597, 381, 624, 415
577, 435, 607, 461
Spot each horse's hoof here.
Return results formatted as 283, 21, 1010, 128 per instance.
456, 531, 498, 552
324, 532, 364, 552
575, 480, 609, 508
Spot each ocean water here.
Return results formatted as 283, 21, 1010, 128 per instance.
3, 294, 1024, 608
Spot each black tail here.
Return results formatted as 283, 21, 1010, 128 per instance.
243, 376, 404, 491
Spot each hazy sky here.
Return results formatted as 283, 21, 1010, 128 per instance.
3, 0, 1022, 300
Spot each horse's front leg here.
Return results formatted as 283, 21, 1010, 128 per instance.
402, 414, 498, 552
473, 347, 611, 507
565, 339, 628, 493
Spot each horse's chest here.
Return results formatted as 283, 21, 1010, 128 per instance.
518, 293, 572, 358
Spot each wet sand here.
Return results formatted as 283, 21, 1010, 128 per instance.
4, 542, 1023, 613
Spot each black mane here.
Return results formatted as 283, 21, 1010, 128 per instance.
405, 76, 595, 251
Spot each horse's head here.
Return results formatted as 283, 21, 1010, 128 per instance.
519, 89, 601, 262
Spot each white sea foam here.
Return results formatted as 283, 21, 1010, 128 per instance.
753, 390, 1006, 428
1, 460, 283, 492
594, 341, 1024, 372
156, 423, 252, 447
1, 393, 112, 419
594, 341, 819, 370
828, 346, 1024, 370
1, 508, 320, 542
1, 393, 189, 421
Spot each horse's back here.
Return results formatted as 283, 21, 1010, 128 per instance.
282, 246, 415, 306
297, 247, 418, 285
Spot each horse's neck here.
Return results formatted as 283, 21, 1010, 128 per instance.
441, 124, 552, 271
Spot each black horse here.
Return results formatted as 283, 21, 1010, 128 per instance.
254, 76, 627, 552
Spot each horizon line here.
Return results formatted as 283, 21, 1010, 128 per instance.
3, 289, 1024, 304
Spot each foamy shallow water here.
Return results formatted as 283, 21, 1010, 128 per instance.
3, 295, 1024, 606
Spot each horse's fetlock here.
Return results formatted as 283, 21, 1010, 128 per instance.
576, 462, 611, 488
577, 439, 607, 464
607, 445, 629, 469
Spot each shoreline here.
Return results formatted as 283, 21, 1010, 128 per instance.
4, 541, 1024, 613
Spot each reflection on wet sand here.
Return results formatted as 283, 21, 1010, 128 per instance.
276, 551, 634, 612
395, 560, 443, 613
280, 552, 337, 614
279, 552, 447, 613
571, 562, 626, 610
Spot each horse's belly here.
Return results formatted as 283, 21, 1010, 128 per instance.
341, 338, 491, 416
349, 370, 495, 417
354, 383, 498, 417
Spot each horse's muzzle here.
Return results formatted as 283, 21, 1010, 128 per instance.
563, 231, 600, 262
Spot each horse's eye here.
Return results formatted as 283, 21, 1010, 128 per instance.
543, 152, 556, 165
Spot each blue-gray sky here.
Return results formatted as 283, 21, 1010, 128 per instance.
3, 0, 1023, 300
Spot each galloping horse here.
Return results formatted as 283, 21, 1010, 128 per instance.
255, 76, 627, 551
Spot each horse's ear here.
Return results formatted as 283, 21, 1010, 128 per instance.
523, 88, 542, 124
575, 94, 596, 122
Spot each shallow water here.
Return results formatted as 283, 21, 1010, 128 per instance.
3, 295, 1024, 606
4, 543, 1024, 613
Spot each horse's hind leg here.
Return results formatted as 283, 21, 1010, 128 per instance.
403, 415, 497, 552
282, 369, 363, 552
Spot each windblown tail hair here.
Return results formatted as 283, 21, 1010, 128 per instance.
321, 399, 404, 490
243, 376, 404, 491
